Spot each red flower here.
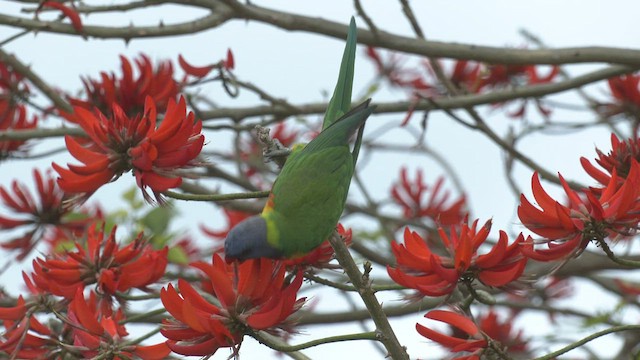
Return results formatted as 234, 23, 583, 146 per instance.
444, 59, 482, 92
478, 310, 528, 354
160, 254, 305, 356
597, 73, 640, 121
481, 64, 558, 119
37, 1, 83, 33
581, 134, 640, 187
54, 96, 204, 203
387, 220, 527, 297
282, 223, 352, 270
67, 289, 170, 359
0, 169, 91, 259
0, 61, 38, 159
70, 54, 180, 116
416, 310, 487, 360
0, 315, 55, 359
27, 224, 168, 314
518, 166, 640, 261
390, 167, 466, 226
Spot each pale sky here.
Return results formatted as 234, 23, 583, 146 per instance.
2, 1, 639, 358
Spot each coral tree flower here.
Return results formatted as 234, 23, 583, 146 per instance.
598, 73, 640, 121
416, 310, 488, 360
388, 220, 527, 297
390, 167, 466, 226
580, 134, 640, 187
0, 313, 56, 359
27, 224, 168, 314
478, 310, 528, 354
70, 54, 180, 116
518, 165, 640, 261
0, 169, 92, 259
54, 96, 204, 203
0, 60, 38, 159
67, 289, 170, 359
160, 254, 305, 356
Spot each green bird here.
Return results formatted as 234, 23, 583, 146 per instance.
224, 100, 374, 261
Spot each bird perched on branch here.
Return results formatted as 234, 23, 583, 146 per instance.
224, 99, 374, 261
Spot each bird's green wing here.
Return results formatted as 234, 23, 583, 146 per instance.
266, 102, 374, 256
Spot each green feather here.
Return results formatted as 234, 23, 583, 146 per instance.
322, 17, 357, 130
263, 101, 374, 257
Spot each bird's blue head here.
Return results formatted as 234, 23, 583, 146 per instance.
224, 215, 283, 262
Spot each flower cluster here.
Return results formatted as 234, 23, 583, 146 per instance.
0, 223, 169, 359
416, 309, 528, 359
69, 52, 233, 118
70, 54, 180, 116
416, 310, 487, 359
390, 167, 466, 226
26, 224, 168, 314
388, 219, 528, 297
0, 60, 38, 159
0, 169, 95, 259
597, 73, 640, 123
160, 254, 305, 356
518, 160, 640, 261
365, 47, 558, 119
54, 96, 204, 203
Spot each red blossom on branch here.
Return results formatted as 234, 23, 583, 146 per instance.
54, 96, 204, 203
518, 165, 640, 261
0, 61, 38, 159
390, 167, 467, 226
27, 224, 168, 314
597, 73, 640, 123
160, 254, 305, 356
69, 54, 180, 116
0, 169, 94, 259
0, 314, 56, 359
67, 289, 170, 359
416, 310, 487, 360
478, 310, 528, 354
580, 133, 640, 187
387, 220, 527, 297
38, 1, 83, 33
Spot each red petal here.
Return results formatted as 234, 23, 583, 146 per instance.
41, 1, 83, 32
179, 54, 215, 78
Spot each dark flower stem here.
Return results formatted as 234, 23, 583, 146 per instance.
252, 330, 377, 352
304, 272, 405, 292
598, 240, 640, 267
328, 231, 409, 360
163, 189, 269, 202
531, 324, 640, 360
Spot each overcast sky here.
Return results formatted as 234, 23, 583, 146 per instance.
2, 1, 640, 358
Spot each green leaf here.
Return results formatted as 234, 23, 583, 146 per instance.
122, 186, 144, 210
167, 246, 190, 265
322, 17, 357, 130
141, 206, 175, 235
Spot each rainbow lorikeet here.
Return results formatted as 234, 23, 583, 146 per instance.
225, 100, 374, 261
224, 17, 374, 261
